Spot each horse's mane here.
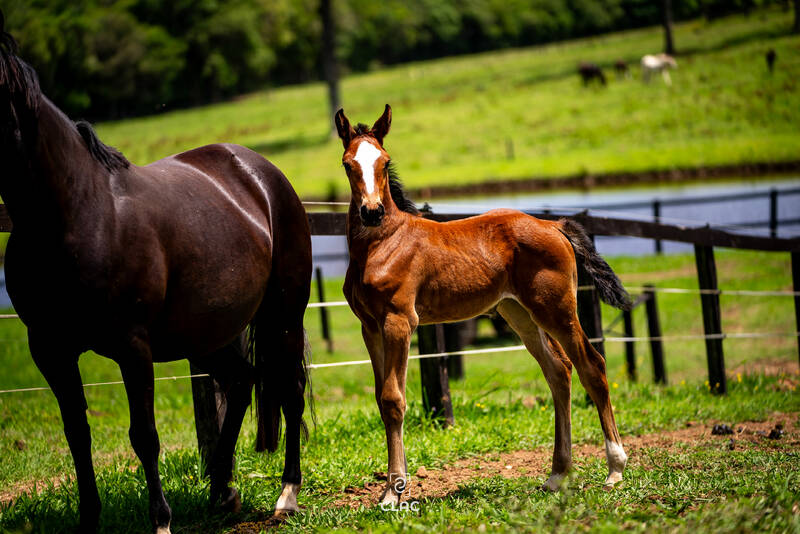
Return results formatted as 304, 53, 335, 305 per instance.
353, 123, 419, 215
386, 161, 419, 215
1, 25, 128, 173
75, 121, 130, 172
0, 27, 40, 115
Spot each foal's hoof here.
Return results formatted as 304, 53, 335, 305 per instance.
154, 524, 171, 534
378, 484, 401, 507
541, 473, 566, 492
603, 471, 624, 490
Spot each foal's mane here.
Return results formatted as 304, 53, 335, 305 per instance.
1, 27, 129, 172
354, 123, 419, 216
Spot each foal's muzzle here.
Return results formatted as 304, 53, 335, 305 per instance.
360, 204, 385, 226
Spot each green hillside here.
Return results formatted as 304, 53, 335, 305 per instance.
96, 8, 800, 199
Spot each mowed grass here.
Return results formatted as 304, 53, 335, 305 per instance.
94, 8, 800, 199
0, 249, 798, 532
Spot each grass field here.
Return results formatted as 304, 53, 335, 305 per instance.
94, 8, 800, 199
0, 249, 798, 533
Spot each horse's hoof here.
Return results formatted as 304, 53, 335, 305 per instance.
541, 473, 566, 492
154, 525, 171, 534
219, 487, 242, 514
603, 471, 623, 489
378, 485, 401, 507
274, 482, 301, 515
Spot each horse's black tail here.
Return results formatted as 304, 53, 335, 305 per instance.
559, 218, 632, 311
248, 314, 314, 453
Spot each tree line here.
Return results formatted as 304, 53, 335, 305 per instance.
0, 0, 785, 121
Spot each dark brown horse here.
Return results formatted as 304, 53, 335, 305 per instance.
0, 15, 311, 533
335, 105, 631, 506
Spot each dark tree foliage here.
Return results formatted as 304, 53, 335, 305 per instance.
0, 0, 783, 120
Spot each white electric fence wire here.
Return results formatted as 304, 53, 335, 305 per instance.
1, 331, 796, 394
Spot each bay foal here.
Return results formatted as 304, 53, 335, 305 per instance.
336, 105, 632, 505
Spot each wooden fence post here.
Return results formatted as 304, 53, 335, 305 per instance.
315, 267, 333, 353
694, 245, 727, 394
644, 285, 667, 384
417, 324, 454, 426
623, 309, 637, 381
792, 251, 800, 365
190, 367, 227, 477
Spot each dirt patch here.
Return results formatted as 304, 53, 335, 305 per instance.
332, 412, 799, 510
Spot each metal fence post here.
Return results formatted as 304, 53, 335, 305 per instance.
769, 188, 778, 238
792, 251, 800, 365
653, 199, 663, 254
644, 285, 666, 384
694, 245, 726, 394
315, 267, 333, 353
623, 309, 637, 381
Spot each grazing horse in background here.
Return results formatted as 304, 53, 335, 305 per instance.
335, 105, 632, 506
641, 53, 677, 85
614, 59, 630, 80
578, 62, 607, 86
0, 15, 311, 534
766, 48, 776, 73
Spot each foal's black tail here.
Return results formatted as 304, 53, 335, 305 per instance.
248, 313, 314, 453
559, 218, 632, 311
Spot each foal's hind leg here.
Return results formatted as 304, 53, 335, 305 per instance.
529, 306, 627, 487
118, 333, 172, 534
496, 300, 573, 491
29, 333, 101, 531
190, 334, 254, 513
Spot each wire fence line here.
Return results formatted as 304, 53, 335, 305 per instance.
1, 331, 797, 395
0, 285, 795, 319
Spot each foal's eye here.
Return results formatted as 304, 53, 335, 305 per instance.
343, 162, 352, 173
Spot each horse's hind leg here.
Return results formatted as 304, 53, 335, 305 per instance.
190, 333, 254, 512
118, 333, 172, 534
257, 274, 311, 515
495, 300, 573, 491
524, 293, 627, 488
29, 332, 101, 531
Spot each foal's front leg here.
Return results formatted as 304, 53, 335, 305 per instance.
378, 312, 415, 506
119, 334, 172, 534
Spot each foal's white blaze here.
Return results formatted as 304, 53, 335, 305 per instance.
354, 140, 382, 195
604, 439, 627, 486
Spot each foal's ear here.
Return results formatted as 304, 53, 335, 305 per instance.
371, 104, 392, 146
335, 108, 356, 149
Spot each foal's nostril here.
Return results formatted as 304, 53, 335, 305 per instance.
360, 204, 385, 226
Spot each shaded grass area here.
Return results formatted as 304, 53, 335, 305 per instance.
94, 8, 800, 199
0, 249, 798, 532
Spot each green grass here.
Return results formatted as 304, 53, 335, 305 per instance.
94, 8, 800, 199
0, 249, 798, 532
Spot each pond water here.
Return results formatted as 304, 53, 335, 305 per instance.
1, 177, 798, 309
311, 176, 800, 277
